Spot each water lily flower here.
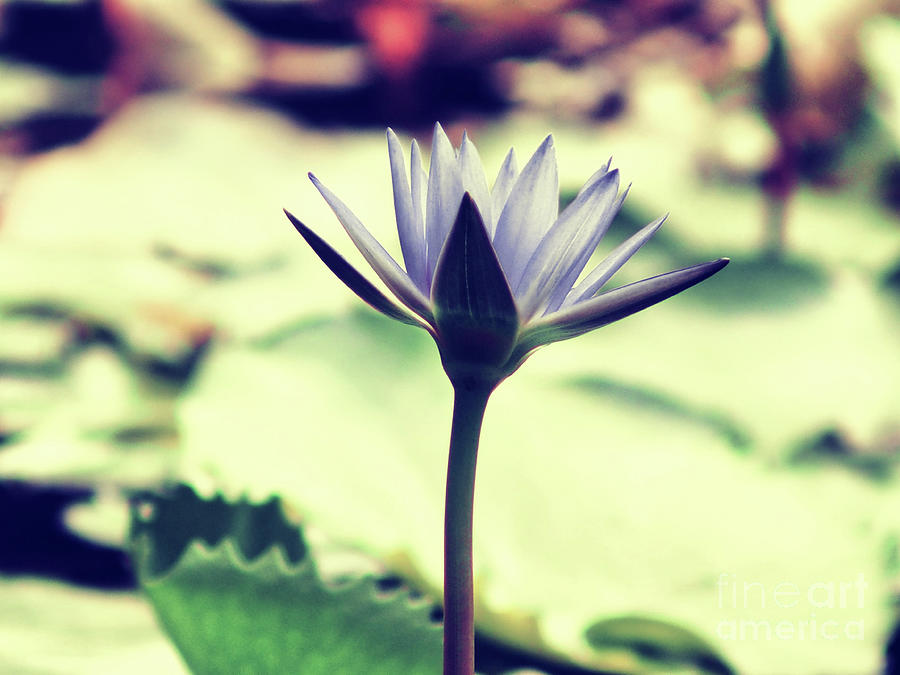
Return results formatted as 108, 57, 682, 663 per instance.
285, 124, 727, 388
285, 124, 728, 675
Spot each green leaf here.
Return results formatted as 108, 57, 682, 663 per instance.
0, 344, 180, 488
585, 616, 733, 674
529, 267, 900, 455
0, 99, 409, 351
131, 485, 442, 675
178, 310, 898, 675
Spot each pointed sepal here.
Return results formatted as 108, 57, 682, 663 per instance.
285, 209, 426, 328
561, 214, 667, 309
507, 258, 730, 371
431, 194, 520, 385
308, 174, 434, 320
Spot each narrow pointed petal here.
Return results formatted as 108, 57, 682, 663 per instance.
284, 209, 424, 327
432, 194, 520, 379
425, 123, 463, 285
387, 129, 427, 294
561, 214, 666, 309
492, 135, 559, 290
539, 184, 630, 316
575, 158, 612, 197
457, 132, 492, 234
309, 173, 433, 321
489, 149, 518, 236
515, 170, 622, 319
514, 259, 730, 360
410, 139, 427, 241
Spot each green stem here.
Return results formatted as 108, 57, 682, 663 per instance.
443, 381, 492, 675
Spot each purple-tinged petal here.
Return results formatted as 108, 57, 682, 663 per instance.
513, 259, 730, 361
387, 129, 427, 294
284, 209, 425, 327
539, 184, 630, 316
410, 140, 429, 290
515, 170, 622, 319
489, 148, 518, 237
492, 135, 559, 290
309, 173, 433, 321
575, 158, 612, 197
432, 194, 520, 382
425, 122, 463, 285
561, 214, 666, 309
458, 131, 492, 235
410, 138, 427, 244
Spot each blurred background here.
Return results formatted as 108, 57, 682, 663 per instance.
0, 0, 899, 673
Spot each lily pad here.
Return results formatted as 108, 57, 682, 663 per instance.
0, 345, 180, 488
177, 309, 898, 674
0, 96, 416, 350
528, 266, 900, 455
585, 616, 732, 674
131, 485, 443, 675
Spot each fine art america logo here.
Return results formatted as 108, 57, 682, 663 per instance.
714, 573, 867, 641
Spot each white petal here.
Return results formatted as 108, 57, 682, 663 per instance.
285, 209, 424, 327
309, 173, 433, 320
387, 129, 427, 294
410, 139, 427, 240
561, 214, 666, 309
490, 149, 518, 236
575, 158, 612, 197
512, 258, 730, 355
540, 183, 629, 315
457, 131, 492, 234
492, 136, 559, 290
425, 123, 463, 286
515, 170, 622, 319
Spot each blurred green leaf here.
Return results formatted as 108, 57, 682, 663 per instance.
531, 266, 900, 456
585, 616, 732, 674
178, 310, 898, 674
0, 312, 72, 374
861, 16, 900, 148
0, 345, 180, 488
132, 485, 443, 675
0, 96, 408, 351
